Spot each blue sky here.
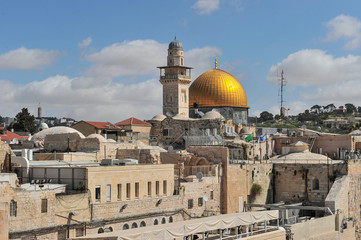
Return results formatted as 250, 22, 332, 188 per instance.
2, 0, 361, 122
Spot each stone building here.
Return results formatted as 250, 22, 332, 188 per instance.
189, 57, 249, 124
71, 121, 122, 141
273, 134, 361, 159
0, 127, 28, 144
115, 117, 152, 144
148, 38, 251, 149
157, 37, 192, 118
31, 126, 156, 162
0, 142, 13, 172
148, 113, 224, 148
270, 151, 346, 204
1, 163, 185, 239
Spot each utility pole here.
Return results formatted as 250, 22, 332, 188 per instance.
279, 70, 286, 118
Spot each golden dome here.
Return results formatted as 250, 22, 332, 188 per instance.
189, 68, 249, 108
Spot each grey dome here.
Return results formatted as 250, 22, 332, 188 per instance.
152, 114, 167, 121
202, 111, 224, 120
169, 37, 183, 50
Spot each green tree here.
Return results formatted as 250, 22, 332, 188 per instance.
310, 105, 322, 114
325, 103, 336, 113
13, 108, 36, 134
259, 111, 273, 122
345, 103, 356, 114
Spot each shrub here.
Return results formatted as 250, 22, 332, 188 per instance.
251, 183, 262, 195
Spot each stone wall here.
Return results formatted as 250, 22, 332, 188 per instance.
71, 121, 97, 137
89, 195, 183, 234
0, 142, 13, 172
85, 165, 174, 204
0, 202, 9, 240
8, 187, 90, 239
273, 163, 346, 203
34, 152, 98, 162
242, 229, 286, 240
149, 117, 222, 146
180, 175, 221, 217
45, 132, 84, 152
289, 214, 354, 240
187, 146, 227, 165
116, 148, 165, 164
222, 163, 273, 214
325, 176, 350, 217
274, 135, 361, 159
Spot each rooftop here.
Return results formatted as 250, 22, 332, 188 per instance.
83, 121, 122, 130
0, 127, 28, 142
116, 117, 151, 126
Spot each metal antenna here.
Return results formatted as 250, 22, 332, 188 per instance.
279, 70, 286, 118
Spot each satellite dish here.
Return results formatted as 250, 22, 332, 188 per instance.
196, 172, 203, 180
203, 196, 209, 202
13, 138, 19, 144
6, 139, 11, 144
166, 111, 174, 117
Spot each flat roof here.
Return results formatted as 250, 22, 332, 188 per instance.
20, 183, 67, 191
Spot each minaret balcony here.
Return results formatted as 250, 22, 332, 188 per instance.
160, 74, 191, 80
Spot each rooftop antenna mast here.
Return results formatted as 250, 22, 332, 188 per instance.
279, 70, 286, 118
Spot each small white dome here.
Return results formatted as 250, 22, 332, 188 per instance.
151, 114, 167, 121
107, 139, 116, 143
87, 134, 107, 142
202, 111, 224, 120
39, 122, 49, 129
33, 126, 85, 141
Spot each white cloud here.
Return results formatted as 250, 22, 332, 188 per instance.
0, 47, 59, 70
0, 75, 162, 122
74, 39, 221, 88
304, 80, 361, 107
185, 46, 222, 79
78, 37, 92, 48
193, 0, 220, 15
1, 39, 223, 121
83, 40, 167, 85
324, 14, 361, 50
267, 49, 361, 86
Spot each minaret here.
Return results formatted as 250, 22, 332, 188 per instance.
38, 103, 42, 118
158, 37, 192, 117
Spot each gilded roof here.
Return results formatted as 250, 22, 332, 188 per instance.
189, 68, 248, 108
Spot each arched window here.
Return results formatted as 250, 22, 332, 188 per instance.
169, 216, 173, 223
98, 228, 104, 234
312, 178, 319, 190
10, 200, 17, 217
123, 224, 129, 230
161, 217, 166, 224
154, 219, 159, 225
140, 221, 146, 227
131, 222, 138, 228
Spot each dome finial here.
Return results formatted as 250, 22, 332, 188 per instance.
215, 56, 218, 69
